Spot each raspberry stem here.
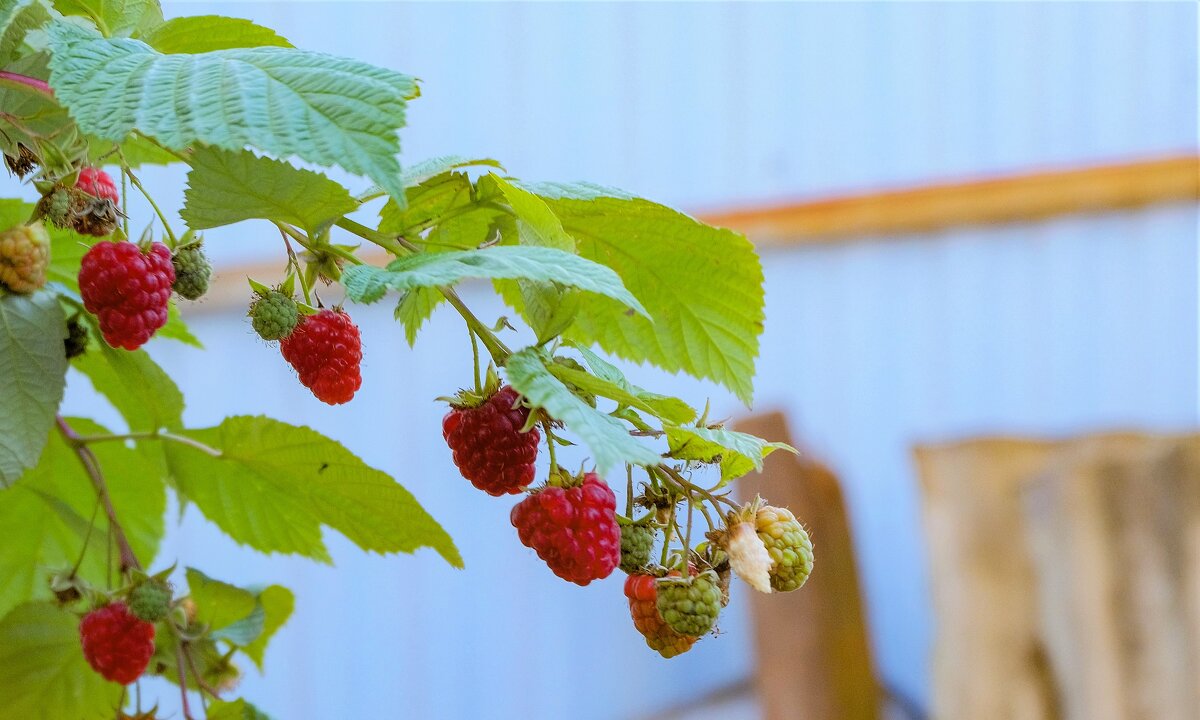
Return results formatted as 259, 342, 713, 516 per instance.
55, 415, 141, 574
277, 225, 312, 305
468, 325, 482, 394
542, 420, 558, 474
119, 152, 177, 245
0, 70, 52, 96
175, 638, 195, 720
332, 216, 513, 365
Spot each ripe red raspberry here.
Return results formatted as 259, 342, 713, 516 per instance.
510, 471, 620, 585
79, 602, 155, 685
279, 308, 363, 405
624, 572, 698, 658
443, 385, 540, 496
79, 241, 175, 350
76, 166, 119, 203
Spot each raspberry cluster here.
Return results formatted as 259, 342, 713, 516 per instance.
619, 523, 655, 574
510, 471, 621, 586
0, 222, 50, 294
39, 167, 121, 237
624, 572, 698, 658
171, 242, 211, 300
443, 385, 540, 496
78, 240, 175, 350
279, 308, 363, 405
79, 602, 156, 685
250, 290, 299, 341
656, 570, 722, 637
756, 504, 814, 592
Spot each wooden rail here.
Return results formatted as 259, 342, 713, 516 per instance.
700, 155, 1200, 246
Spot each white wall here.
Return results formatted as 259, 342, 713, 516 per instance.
19, 1, 1200, 717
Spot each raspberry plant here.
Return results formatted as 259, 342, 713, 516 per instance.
0, 2, 813, 717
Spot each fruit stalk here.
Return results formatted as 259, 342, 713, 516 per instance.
55, 415, 141, 573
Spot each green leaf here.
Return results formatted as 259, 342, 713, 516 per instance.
0, 291, 67, 488
158, 300, 202, 347
0, 418, 165, 620
240, 584, 293, 668
398, 156, 502, 188
546, 357, 694, 425
71, 340, 183, 432
486, 175, 583, 341
182, 147, 358, 233
163, 416, 461, 566
50, 0, 163, 38
208, 699, 272, 720
0, 0, 50, 66
87, 133, 180, 168
185, 567, 257, 634
0, 603, 123, 720
142, 15, 291, 53
378, 171, 474, 235
505, 349, 660, 474
488, 175, 574, 251
571, 344, 696, 424
46, 21, 415, 201
394, 287, 443, 347
0, 53, 78, 161
665, 425, 797, 485
342, 246, 648, 318
518, 181, 765, 404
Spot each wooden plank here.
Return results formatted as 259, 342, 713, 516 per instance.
735, 412, 879, 720
1022, 435, 1200, 720
917, 433, 1200, 720
701, 155, 1200, 247
915, 438, 1063, 720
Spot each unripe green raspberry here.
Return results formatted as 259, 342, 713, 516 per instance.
171, 242, 211, 300
0, 222, 50, 293
755, 505, 813, 592
64, 314, 90, 359
619, 524, 655, 574
37, 187, 74, 229
249, 291, 299, 341
656, 570, 721, 637
128, 581, 172, 622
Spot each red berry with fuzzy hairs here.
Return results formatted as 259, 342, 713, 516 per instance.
79, 602, 155, 685
511, 471, 621, 585
443, 385, 540, 496
279, 308, 363, 405
78, 240, 175, 350
75, 166, 119, 203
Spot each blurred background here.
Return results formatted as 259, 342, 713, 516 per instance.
13, 1, 1199, 718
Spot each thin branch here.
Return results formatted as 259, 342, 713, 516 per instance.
56, 416, 141, 573
0, 71, 52, 96
119, 154, 177, 245
72, 430, 223, 458
175, 640, 194, 720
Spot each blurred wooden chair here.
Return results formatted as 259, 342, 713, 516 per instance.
736, 412, 882, 720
